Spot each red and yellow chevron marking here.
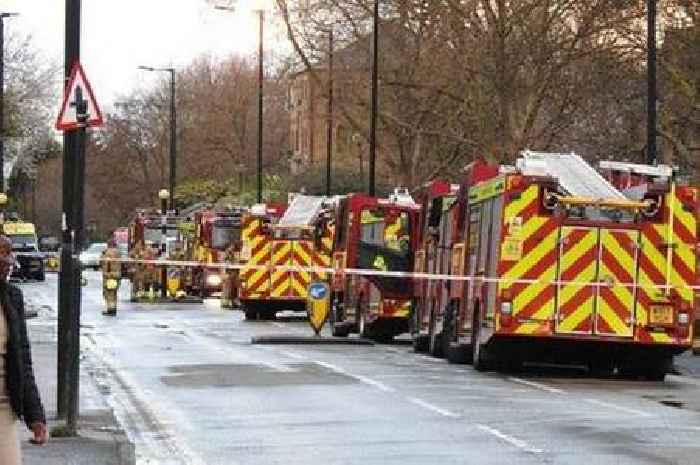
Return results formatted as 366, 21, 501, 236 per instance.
637, 186, 697, 344
270, 241, 293, 298
499, 184, 558, 335
240, 217, 271, 298
596, 230, 638, 337
555, 227, 597, 335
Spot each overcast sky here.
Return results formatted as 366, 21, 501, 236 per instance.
0, 0, 278, 109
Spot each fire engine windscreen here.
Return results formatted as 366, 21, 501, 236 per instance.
212, 220, 240, 250
357, 209, 411, 293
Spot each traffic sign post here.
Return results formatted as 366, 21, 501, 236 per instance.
55, 5, 102, 434
307, 282, 331, 336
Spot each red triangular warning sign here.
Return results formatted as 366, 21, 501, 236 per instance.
55, 62, 104, 131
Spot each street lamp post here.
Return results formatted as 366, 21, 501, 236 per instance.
138, 66, 177, 210
0, 12, 19, 194
646, 0, 657, 165
369, 0, 379, 196
158, 188, 169, 299
215, 2, 265, 204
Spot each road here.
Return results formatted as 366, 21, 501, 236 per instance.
23, 273, 700, 465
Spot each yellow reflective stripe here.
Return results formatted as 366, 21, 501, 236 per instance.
672, 192, 696, 241
558, 295, 595, 332
639, 233, 667, 284
504, 185, 538, 220
558, 260, 597, 309
291, 275, 307, 297
601, 231, 636, 280
512, 265, 555, 316
597, 293, 632, 337
650, 332, 673, 343
502, 218, 556, 286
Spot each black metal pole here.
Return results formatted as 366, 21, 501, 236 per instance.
161, 197, 167, 298
58, 0, 80, 421
169, 70, 176, 210
257, 10, 264, 204
646, 0, 657, 165
368, 0, 379, 196
67, 105, 87, 435
0, 17, 4, 194
326, 28, 334, 197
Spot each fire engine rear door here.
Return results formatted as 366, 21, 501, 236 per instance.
555, 227, 598, 335
595, 229, 638, 337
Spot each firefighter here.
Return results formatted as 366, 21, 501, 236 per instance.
220, 243, 239, 309
167, 242, 187, 299
142, 243, 159, 300
101, 240, 122, 316
129, 241, 146, 301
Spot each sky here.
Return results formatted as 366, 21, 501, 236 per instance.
0, 0, 280, 109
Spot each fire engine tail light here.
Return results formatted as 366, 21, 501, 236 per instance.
678, 312, 690, 326
500, 301, 513, 327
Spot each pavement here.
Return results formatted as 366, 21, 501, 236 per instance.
20, 289, 135, 465
16, 273, 700, 465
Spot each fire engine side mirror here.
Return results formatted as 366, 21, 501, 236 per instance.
542, 190, 558, 211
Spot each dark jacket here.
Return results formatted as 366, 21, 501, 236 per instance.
1, 282, 45, 429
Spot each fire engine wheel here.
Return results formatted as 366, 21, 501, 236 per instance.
428, 307, 444, 358
411, 304, 429, 353
471, 302, 490, 371
444, 302, 470, 365
243, 305, 259, 321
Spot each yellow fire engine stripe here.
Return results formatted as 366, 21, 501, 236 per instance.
291, 275, 307, 297
596, 293, 632, 336
557, 231, 597, 308
504, 185, 539, 220
512, 265, 556, 316
502, 218, 556, 285
558, 295, 595, 332
651, 332, 673, 343
639, 233, 667, 284
601, 232, 636, 281
558, 260, 597, 309
672, 193, 696, 240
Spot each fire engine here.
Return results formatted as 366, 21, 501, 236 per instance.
328, 190, 421, 342
192, 208, 244, 297
412, 181, 461, 355
239, 197, 337, 320
420, 151, 696, 380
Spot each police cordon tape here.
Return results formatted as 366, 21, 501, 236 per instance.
101, 257, 700, 292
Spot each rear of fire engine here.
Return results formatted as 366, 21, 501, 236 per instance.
239, 197, 333, 320
329, 191, 420, 341
412, 181, 461, 356
439, 152, 696, 380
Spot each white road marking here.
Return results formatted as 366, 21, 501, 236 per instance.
279, 350, 306, 360
508, 377, 564, 394
406, 397, 460, 418
584, 398, 653, 417
314, 361, 396, 392
476, 424, 544, 454
272, 322, 286, 329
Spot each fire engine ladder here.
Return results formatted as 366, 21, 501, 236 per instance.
517, 151, 626, 200
276, 195, 328, 228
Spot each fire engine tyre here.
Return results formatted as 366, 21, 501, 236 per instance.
444, 302, 470, 365
471, 302, 490, 371
428, 307, 444, 358
243, 305, 259, 321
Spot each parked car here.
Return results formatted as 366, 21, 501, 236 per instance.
79, 242, 107, 270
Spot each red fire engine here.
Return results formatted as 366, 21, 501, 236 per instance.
422, 152, 696, 380
329, 190, 421, 341
192, 208, 244, 298
412, 180, 462, 356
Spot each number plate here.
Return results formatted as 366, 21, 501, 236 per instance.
649, 306, 673, 325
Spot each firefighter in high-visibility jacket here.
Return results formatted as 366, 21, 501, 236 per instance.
167, 242, 187, 299
101, 240, 122, 316
221, 243, 239, 309
129, 241, 146, 301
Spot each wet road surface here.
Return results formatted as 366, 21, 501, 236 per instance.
23, 274, 700, 465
